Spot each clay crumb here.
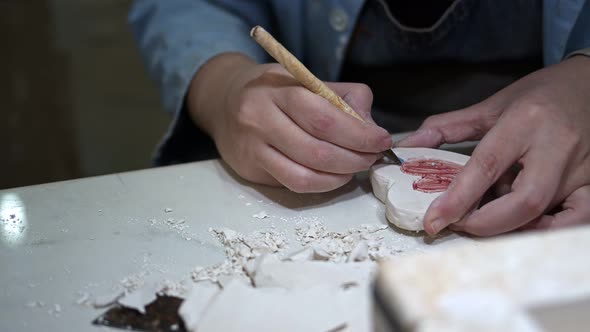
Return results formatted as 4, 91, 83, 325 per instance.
25, 301, 45, 309
93, 291, 124, 309
75, 292, 91, 306
47, 304, 62, 316
295, 222, 394, 263
191, 228, 288, 283
326, 323, 348, 332
252, 211, 269, 219
158, 279, 189, 298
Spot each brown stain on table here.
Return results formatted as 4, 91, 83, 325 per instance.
94, 295, 187, 332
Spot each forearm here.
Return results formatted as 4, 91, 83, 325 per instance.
187, 52, 257, 140
128, 0, 269, 114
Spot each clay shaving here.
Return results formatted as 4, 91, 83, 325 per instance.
191, 228, 288, 283
295, 221, 398, 263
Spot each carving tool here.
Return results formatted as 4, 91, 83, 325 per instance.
250, 25, 402, 165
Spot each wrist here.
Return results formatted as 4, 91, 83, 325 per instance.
187, 52, 256, 140
563, 48, 590, 76
562, 52, 590, 80
564, 47, 590, 60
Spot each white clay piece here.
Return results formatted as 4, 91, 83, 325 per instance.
117, 287, 158, 315
178, 281, 221, 332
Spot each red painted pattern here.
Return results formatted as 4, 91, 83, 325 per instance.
400, 158, 463, 193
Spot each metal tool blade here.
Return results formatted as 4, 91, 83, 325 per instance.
382, 149, 403, 165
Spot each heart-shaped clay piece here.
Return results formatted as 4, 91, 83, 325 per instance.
370, 148, 470, 231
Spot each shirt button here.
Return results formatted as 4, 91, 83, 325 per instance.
329, 7, 348, 32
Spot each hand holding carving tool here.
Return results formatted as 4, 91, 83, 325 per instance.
250, 25, 402, 165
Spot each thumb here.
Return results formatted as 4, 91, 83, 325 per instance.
396, 104, 495, 148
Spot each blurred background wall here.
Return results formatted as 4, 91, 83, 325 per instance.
1, 0, 169, 189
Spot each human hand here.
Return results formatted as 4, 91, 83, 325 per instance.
188, 53, 392, 192
397, 56, 590, 236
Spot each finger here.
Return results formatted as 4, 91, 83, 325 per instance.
422, 126, 524, 235
460, 168, 518, 215
433, 168, 518, 233
522, 185, 590, 230
259, 144, 352, 193
232, 159, 282, 188
449, 149, 567, 236
273, 84, 392, 153
396, 103, 496, 148
327, 82, 375, 123
263, 105, 381, 174
445, 202, 478, 231
493, 167, 519, 197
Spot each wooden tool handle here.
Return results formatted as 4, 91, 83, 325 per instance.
250, 25, 365, 122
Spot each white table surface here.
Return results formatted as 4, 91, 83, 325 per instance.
0, 153, 479, 331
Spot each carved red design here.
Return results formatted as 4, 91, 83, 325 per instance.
400, 158, 463, 193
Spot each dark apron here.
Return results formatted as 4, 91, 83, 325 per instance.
341, 0, 542, 133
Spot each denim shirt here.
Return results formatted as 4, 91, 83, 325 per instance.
128, 0, 590, 165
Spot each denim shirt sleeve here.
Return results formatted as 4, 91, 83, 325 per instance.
564, 0, 590, 57
128, 0, 272, 164
543, 0, 590, 64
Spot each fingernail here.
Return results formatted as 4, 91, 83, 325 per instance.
429, 218, 445, 234
380, 135, 393, 150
